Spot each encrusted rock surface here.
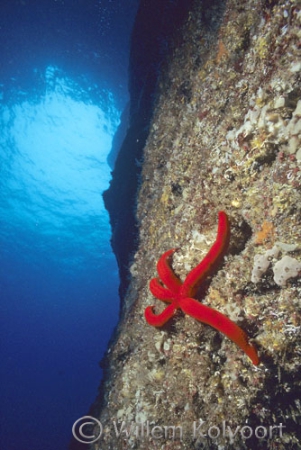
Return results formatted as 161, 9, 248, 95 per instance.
90, 0, 301, 449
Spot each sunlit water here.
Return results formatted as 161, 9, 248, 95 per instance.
0, 66, 120, 450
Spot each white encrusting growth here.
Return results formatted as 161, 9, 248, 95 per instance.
251, 242, 301, 286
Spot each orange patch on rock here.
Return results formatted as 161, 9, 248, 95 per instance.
255, 221, 275, 245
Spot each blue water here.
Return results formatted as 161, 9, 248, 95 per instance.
0, 65, 122, 449
0, 1, 139, 448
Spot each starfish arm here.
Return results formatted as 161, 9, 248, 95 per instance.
180, 211, 230, 298
144, 303, 177, 327
149, 278, 174, 302
179, 297, 259, 365
156, 248, 183, 292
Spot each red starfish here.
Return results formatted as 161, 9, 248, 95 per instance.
145, 211, 259, 365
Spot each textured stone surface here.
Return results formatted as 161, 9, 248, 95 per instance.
90, 0, 301, 449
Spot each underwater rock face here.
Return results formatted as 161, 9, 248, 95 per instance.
89, 0, 301, 449
103, 0, 194, 299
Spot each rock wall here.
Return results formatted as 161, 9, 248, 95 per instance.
89, 0, 301, 449
103, 0, 194, 299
